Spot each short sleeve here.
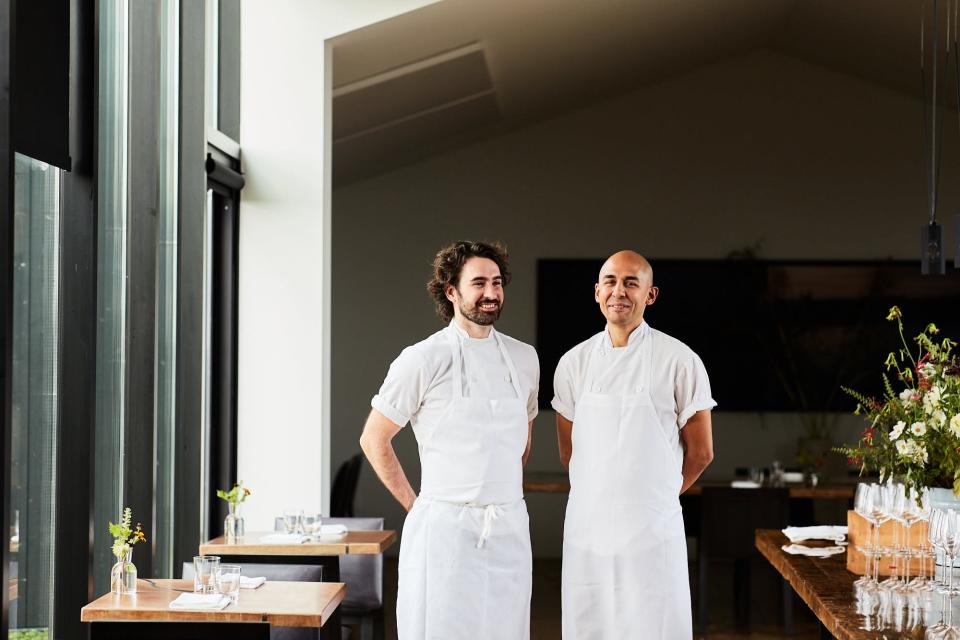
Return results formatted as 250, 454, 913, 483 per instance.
551, 354, 577, 422
675, 351, 717, 428
370, 347, 431, 428
526, 353, 540, 422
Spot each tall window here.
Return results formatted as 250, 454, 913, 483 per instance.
10, 154, 61, 639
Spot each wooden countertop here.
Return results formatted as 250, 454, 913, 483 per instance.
755, 529, 893, 639
200, 530, 396, 556
523, 472, 856, 499
80, 579, 345, 628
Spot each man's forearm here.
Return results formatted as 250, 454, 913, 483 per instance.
360, 439, 417, 511
680, 455, 711, 494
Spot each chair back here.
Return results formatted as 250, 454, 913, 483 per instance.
699, 487, 790, 560
330, 453, 364, 517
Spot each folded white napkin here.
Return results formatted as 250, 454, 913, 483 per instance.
781, 543, 846, 558
316, 524, 348, 536
261, 533, 309, 544
169, 593, 231, 610
239, 576, 266, 589
730, 480, 761, 489
782, 525, 848, 543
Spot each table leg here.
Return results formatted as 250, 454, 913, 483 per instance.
317, 606, 342, 640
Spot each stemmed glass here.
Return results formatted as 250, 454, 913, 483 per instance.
855, 483, 880, 588
880, 481, 905, 590
926, 508, 951, 639
937, 509, 960, 597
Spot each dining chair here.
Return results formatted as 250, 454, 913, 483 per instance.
272, 515, 385, 640
697, 486, 792, 634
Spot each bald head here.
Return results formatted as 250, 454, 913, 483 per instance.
599, 250, 653, 285
595, 250, 658, 333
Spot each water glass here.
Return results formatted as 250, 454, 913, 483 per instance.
283, 508, 304, 534
216, 564, 242, 604
302, 512, 322, 538
193, 555, 220, 594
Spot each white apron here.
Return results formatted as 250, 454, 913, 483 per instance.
561, 333, 691, 640
397, 329, 532, 640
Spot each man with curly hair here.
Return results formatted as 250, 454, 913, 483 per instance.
360, 240, 539, 640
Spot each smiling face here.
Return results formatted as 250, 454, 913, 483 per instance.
594, 251, 658, 331
446, 257, 505, 327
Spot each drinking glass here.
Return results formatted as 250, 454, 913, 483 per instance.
880, 482, 904, 589
193, 555, 220, 594
216, 564, 242, 604
283, 508, 304, 535
302, 512, 322, 538
855, 483, 879, 588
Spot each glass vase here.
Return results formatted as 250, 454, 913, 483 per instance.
110, 548, 137, 594
225, 502, 245, 542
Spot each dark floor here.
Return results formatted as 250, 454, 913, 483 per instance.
367, 558, 821, 640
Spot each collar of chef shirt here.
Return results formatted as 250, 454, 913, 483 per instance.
599, 320, 649, 356
448, 319, 497, 345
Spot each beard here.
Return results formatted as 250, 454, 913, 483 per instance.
460, 298, 502, 325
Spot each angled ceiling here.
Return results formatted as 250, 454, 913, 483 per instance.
330, 0, 940, 187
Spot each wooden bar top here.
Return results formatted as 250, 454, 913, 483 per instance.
200, 530, 396, 556
523, 472, 855, 499
756, 529, 912, 639
80, 579, 345, 628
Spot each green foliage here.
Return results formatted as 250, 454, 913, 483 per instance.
836, 306, 960, 497
216, 481, 251, 505
9, 629, 49, 640
109, 506, 145, 558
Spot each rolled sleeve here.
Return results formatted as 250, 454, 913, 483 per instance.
676, 351, 717, 428
551, 355, 577, 422
370, 347, 430, 428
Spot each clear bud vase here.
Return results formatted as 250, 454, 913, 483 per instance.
110, 548, 137, 594
225, 502, 245, 542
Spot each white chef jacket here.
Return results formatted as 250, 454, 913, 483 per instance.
552, 322, 716, 465
372, 321, 539, 429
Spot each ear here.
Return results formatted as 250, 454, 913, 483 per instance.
594, 282, 601, 304
445, 283, 458, 303
646, 286, 659, 306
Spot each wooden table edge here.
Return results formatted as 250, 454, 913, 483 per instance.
754, 529, 849, 640
200, 530, 396, 556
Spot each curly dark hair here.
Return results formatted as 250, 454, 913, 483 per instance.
427, 241, 511, 322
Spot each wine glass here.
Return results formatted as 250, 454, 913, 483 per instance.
926, 509, 951, 639
880, 481, 905, 590
855, 483, 879, 588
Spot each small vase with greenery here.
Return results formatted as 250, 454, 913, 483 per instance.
217, 482, 251, 542
108, 507, 146, 595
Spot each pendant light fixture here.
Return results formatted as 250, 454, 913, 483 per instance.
921, 0, 946, 274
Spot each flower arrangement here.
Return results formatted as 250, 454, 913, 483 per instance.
108, 507, 146, 559
837, 306, 960, 496
216, 481, 251, 506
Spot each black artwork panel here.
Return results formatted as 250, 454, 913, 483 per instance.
537, 259, 960, 412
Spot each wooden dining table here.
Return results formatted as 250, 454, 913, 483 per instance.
80, 579, 345, 639
199, 530, 397, 583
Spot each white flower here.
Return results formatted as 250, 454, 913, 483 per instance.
889, 421, 906, 440
923, 385, 944, 415
896, 438, 912, 456
950, 414, 960, 438
932, 410, 948, 428
911, 421, 928, 437
900, 389, 914, 401
914, 445, 929, 464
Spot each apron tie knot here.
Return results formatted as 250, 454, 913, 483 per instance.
477, 504, 504, 549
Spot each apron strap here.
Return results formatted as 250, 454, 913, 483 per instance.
446, 326, 524, 402
445, 329, 465, 401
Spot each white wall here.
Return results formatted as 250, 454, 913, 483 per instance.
238, 0, 439, 531
331, 48, 960, 556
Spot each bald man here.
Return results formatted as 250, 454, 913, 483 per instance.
553, 251, 716, 639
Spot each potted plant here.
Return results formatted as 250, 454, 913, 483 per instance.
836, 306, 960, 506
